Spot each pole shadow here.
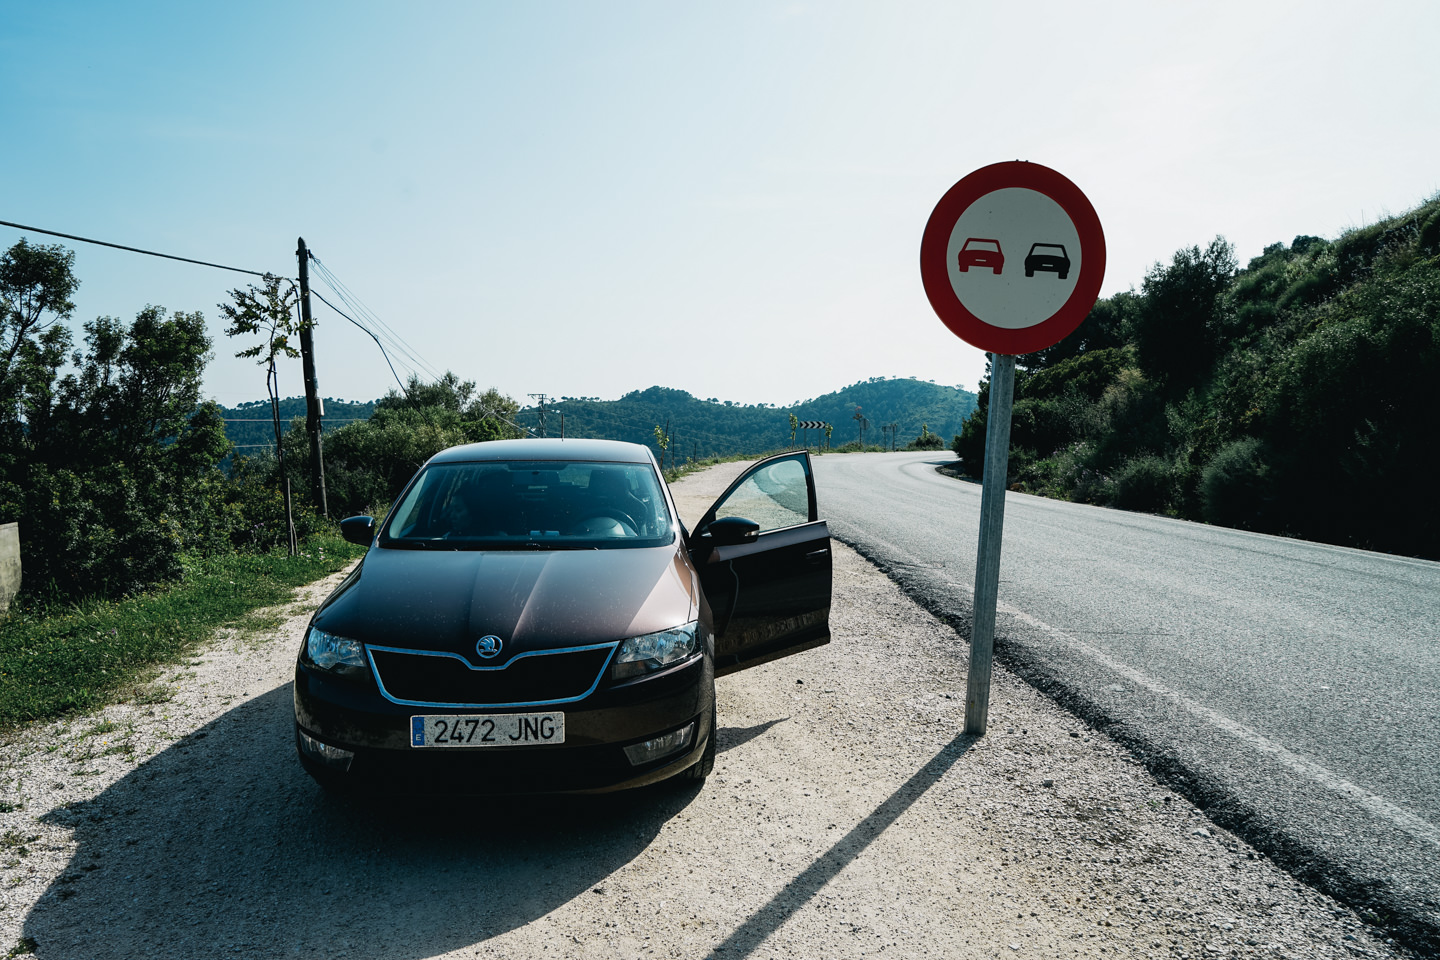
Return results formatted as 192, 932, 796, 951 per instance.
703, 731, 977, 959
23, 684, 700, 959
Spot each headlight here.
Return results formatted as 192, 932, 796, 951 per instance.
306, 626, 367, 676
612, 622, 700, 680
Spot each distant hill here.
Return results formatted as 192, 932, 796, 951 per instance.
218, 398, 377, 456
216, 378, 977, 461
518, 378, 978, 458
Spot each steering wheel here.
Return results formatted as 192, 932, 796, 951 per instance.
569, 514, 638, 537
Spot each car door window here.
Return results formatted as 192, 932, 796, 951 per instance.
710, 458, 810, 532
692, 451, 831, 675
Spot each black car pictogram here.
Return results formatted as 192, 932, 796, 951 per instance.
1024, 243, 1070, 279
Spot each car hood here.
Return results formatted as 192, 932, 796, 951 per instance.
313, 543, 697, 661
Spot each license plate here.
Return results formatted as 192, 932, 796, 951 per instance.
410, 712, 565, 748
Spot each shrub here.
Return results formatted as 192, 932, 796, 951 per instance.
1419, 207, 1440, 256
1200, 438, 1269, 529
906, 424, 946, 450
951, 416, 985, 476
1112, 455, 1174, 513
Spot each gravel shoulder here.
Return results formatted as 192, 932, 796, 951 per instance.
0, 462, 1407, 959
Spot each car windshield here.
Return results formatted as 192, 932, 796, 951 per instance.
380, 460, 675, 550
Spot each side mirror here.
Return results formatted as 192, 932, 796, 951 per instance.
705, 516, 760, 546
340, 516, 376, 546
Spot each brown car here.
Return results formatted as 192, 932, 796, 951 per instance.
294, 438, 832, 793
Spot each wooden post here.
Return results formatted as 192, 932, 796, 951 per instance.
296, 237, 328, 517
964, 353, 1015, 735
0, 522, 20, 616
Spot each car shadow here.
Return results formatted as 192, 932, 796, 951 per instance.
23, 685, 701, 959
716, 717, 787, 754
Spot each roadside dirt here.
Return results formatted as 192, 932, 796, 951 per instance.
0, 462, 1406, 959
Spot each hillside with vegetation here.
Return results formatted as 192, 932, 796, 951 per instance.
953, 194, 1440, 559
514, 378, 977, 459
233, 376, 977, 507
218, 396, 376, 455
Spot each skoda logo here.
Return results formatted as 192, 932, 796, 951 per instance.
476, 635, 504, 660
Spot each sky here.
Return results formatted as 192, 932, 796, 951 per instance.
2, 1, 1438, 409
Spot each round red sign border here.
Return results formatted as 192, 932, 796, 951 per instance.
920, 161, 1106, 355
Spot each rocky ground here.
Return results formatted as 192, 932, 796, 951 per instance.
0, 461, 1408, 959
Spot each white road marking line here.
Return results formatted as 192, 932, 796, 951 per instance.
1006, 606, 1440, 851
830, 512, 1440, 850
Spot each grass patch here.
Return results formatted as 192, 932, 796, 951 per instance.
0, 531, 364, 730
126, 682, 174, 705
0, 831, 36, 856
660, 451, 767, 484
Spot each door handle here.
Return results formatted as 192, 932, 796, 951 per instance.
805, 548, 829, 561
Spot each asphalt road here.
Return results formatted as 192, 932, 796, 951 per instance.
811, 450, 1440, 952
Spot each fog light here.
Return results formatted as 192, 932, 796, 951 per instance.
623, 722, 695, 766
298, 729, 355, 771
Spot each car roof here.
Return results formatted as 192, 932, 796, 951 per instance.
427, 438, 658, 465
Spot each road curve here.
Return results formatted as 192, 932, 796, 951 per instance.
812, 450, 1440, 952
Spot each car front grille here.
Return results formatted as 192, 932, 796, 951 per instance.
367, 643, 617, 708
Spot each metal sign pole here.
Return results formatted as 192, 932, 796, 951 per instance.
964, 353, 1016, 735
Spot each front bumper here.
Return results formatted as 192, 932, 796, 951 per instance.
294, 654, 713, 794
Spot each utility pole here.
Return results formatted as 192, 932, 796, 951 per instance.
296, 237, 328, 517
529, 394, 549, 437
889, 422, 899, 451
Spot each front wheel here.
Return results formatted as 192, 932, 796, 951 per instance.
681, 704, 717, 783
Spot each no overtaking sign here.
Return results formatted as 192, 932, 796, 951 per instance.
920, 161, 1105, 356
920, 161, 1105, 737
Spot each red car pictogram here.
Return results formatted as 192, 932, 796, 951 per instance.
957, 238, 1004, 275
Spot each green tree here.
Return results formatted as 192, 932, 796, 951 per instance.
221, 275, 302, 553
0, 306, 233, 597
0, 239, 78, 385
0, 240, 79, 463
1131, 238, 1237, 393
653, 423, 671, 470
376, 372, 523, 442
311, 373, 525, 517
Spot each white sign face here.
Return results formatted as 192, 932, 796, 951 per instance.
945, 187, 1082, 330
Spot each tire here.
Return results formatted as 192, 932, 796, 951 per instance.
681, 705, 717, 783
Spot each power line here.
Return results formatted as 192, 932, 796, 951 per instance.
307, 256, 443, 384
307, 287, 535, 439
307, 260, 419, 371
308, 288, 415, 402
0, 218, 282, 279
222, 417, 367, 422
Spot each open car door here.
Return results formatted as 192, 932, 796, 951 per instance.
689, 452, 831, 677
